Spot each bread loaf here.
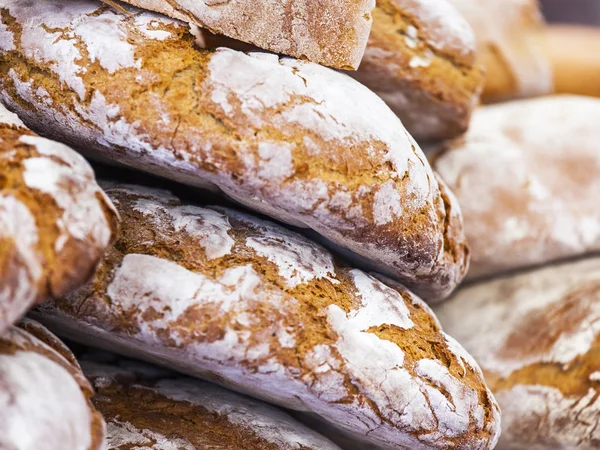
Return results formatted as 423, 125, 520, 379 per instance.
0, 319, 105, 450
447, 0, 552, 103
351, 0, 484, 141
0, 0, 468, 302
82, 355, 343, 450
33, 183, 500, 450
0, 102, 118, 334
542, 25, 600, 98
435, 257, 600, 449
430, 95, 600, 280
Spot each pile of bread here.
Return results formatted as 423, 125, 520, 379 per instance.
0, 0, 599, 448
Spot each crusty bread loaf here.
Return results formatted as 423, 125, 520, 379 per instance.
82, 355, 343, 450
0, 319, 105, 450
447, 0, 552, 103
0, 0, 468, 302
430, 95, 600, 280
105, 0, 374, 69
435, 257, 600, 449
351, 0, 484, 141
542, 25, 600, 98
0, 103, 118, 334
32, 183, 500, 450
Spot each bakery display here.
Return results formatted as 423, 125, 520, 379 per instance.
82, 355, 343, 450
32, 183, 501, 450
431, 95, 600, 280
435, 257, 600, 449
448, 0, 552, 103
0, 319, 105, 450
0, 103, 118, 335
542, 25, 600, 98
0, 0, 469, 302
351, 0, 484, 141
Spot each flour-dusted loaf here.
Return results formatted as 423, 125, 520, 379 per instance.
0, 0, 468, 302
32, 184, 500, 450
106, 0, 374, 70
435, 257, 600, 449
431, 95, 600, 281
0, 103, 118, 334
81, 356, 343, 450
447, 0, 552, 103
0, 319, 105, 450
351, 0, 484, 141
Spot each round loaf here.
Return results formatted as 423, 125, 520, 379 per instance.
33, 183, 500, 450
0, 319, 105, 450
542, 25, 600, 98
430, 95, 600, 280
0, 103, 118, 334
351, 0, 484, 141
435, 257, 600, 449
0, 0, 468, 302
82, 356, 343, 450
447, 0, 552, 103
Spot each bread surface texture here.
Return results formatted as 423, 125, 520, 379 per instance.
435, 258, 600, 449
0, 319, 105, 450
447, 0, 552, 102
431, 95, 600, 280
0, 0, 468, 302
33, 183, 500, 450
351, 0, 484, 141
0, 102, 118, 334
82, 355, 343, 450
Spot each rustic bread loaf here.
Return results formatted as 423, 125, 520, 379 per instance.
0, 319, 105, 450
32, 184, 500, 450
447, 0, 552, 103
104, 0, 374, 69
350, 0, 484, 141
435, 257, 600, 449
542, 25, 600, 98
430, 95, 600, 280
81, 355, 343, 450
0, 103, 118, 335
0, 0, 468, 302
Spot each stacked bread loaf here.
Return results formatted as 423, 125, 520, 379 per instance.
0, 0, 597, 448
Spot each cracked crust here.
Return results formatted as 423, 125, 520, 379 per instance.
431, 95, 600, 281
435, 257, 600, 449
350, 0, 485, 142
0, 319, 105, 450
0, 0, 468, 302
0, 102, 119, 335
32, 183, 500, 450
81, 354, 343, 449
446, 0, 552, 103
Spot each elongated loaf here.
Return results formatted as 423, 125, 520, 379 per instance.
435, 257, 600, 449
447, 0, 552, 103
33, 184, 500, 450
431, 95, 600, 280
106, 0, 374, 69
0, 103, 118, 335
82, 355, 343, 450
0, 319, 105, 450
351, 0, 484, 141
0, 0, 468, 302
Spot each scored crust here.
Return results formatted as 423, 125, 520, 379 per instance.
0, 319, 105, 450
0, 103, 119, 334
82, 355, 343, 450
351, 0, 484, 141
0, 0, 469, 302
32, 183, 500, 450
431, 95, 600, 281
435, 258, 600, 449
